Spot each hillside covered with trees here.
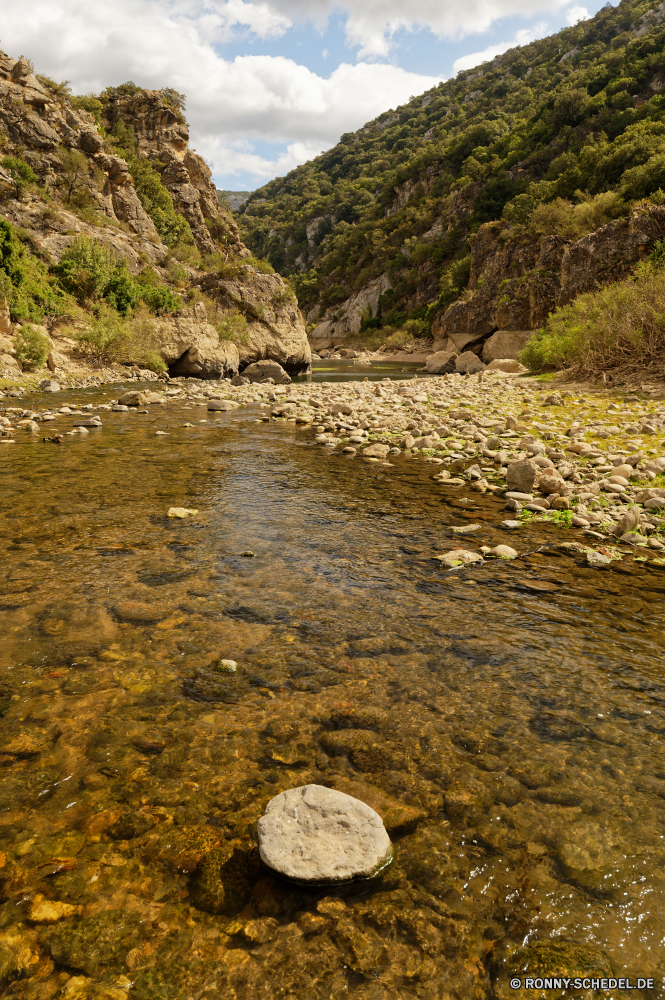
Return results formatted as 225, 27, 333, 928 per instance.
235, 0, 665, 345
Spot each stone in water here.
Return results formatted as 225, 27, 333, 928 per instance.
167, 507, 198, 518
257, 784, 393, 884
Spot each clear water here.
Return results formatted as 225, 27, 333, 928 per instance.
294, 360, 427, 383
1, 384, 664, 999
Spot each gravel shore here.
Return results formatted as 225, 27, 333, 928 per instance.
4, 369, 665, 561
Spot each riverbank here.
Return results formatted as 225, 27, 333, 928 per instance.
4, 368, 665, 565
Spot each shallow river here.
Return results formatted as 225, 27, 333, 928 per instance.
1, 379, 665, 1000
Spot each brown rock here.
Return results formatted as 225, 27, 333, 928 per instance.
507, 461, 537, 493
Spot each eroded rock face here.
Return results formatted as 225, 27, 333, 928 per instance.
257, 784, 393, 884
154, 314, 240, 378
200, 270, 311, 373
0, 49, 310, 376
308, 274, 391, 344
430, 206, 665, 361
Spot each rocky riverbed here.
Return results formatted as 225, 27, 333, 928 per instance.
4, 368, 665, 568
1, 370, 665, 999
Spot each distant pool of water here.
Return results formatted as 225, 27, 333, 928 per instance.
294, 359, 427, 383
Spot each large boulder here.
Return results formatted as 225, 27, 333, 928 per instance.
455, 351, 486, 374
424, 349, 458, 374
153, 315, 239, 378
241, 359, 291, 384
482, 330, 534, 362
507, 461, 537, 494
199, 270, 311, 374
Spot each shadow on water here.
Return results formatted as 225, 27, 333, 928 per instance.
0, 383, 663, 998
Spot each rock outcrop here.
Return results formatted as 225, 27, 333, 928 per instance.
0, 49, 310, 379
431, 205, 665, 359
308, 273, 391, 350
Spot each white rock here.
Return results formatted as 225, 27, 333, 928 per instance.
167, 507, 198, 518
257, 784, 392, 884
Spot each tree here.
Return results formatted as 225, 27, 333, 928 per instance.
56, 148, 92, 205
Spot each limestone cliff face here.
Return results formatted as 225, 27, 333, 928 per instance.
431, 205, 665, 361
100, 91, 244, 258
0, 50, 310, 377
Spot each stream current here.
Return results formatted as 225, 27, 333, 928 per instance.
1, 377, 665, 999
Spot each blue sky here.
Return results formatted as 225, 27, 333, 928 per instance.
1, 0, 615, 190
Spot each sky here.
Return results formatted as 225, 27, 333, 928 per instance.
0, 0, 614, 190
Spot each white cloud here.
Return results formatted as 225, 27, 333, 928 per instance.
453, 22, 548, 73
565, 4, 589, 23
0, 1, 439, 183
0, 0, 593, 183
269, 0, 585, 58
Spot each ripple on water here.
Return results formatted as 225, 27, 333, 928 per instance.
0, 387, 663, 997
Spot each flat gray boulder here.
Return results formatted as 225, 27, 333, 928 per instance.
207, 398, 237, 411
257, 784, 392, 884
242, 360, 291, 384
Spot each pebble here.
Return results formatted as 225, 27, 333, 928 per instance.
450, 524, 481, 534
587, 551, 612, 565
432, 548, 484, 567
257, 784, 393, 884
571, 515, 590, 527
483, 544, 518, 559
504, 492, 533, 501
167, 507, 198, 518
500, 519, 521, 530
156, 431, 170, 436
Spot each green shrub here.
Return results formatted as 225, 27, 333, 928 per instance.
216, 311, 249, 344
70, 95, 103, 125
0, 219, 67, 322
72, 306, 167, 371
14, 324, 50, 370
518, 264, 665, 379
1, 155, 38, 199
54, 236, 182, 314
56, 147, 94, 206
36, 76, 71, 101
55, 235, 116, 302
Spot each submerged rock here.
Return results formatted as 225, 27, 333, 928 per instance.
257, 784, 393, 884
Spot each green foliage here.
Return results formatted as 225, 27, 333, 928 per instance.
36, 76, 71, 101
1, 155, 38, 199
55, 235, 116, 302
13, 324, 50, 370
518, 263, 665, 378
232, 0, 665, 325
72, 306, 167, 371
102, 81, 142, 100
70, 95, 104, 125
54, 235, 181, 315
216, 311, 249, 344
56, 147, 94, 206
0, 219, 67, 322
159, 88, 186, 118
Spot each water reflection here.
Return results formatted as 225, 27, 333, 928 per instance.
0, 386, 664, 998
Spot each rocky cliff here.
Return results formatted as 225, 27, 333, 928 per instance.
432, 204, 665, 362
0, 52, 310, 380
